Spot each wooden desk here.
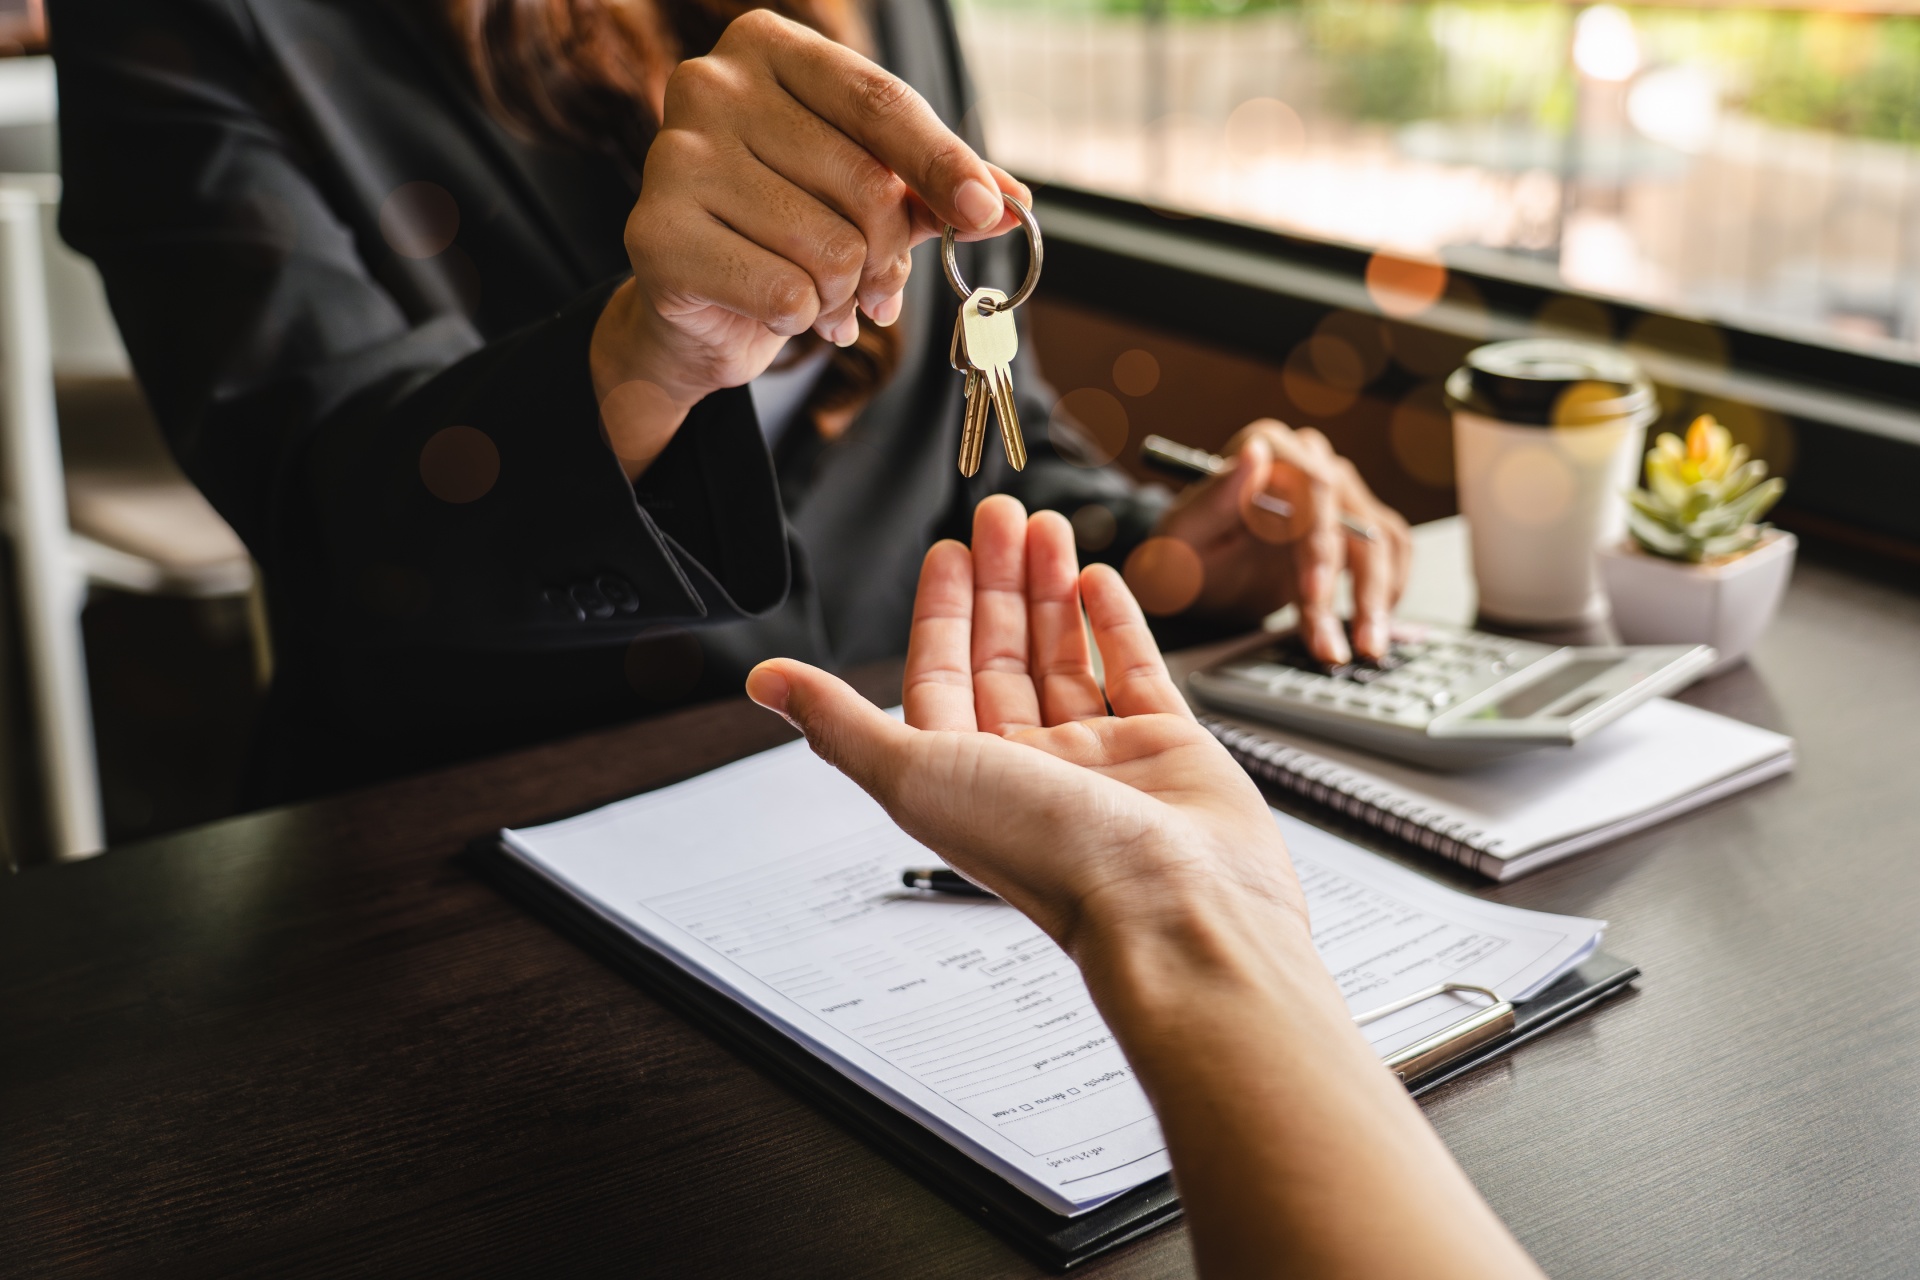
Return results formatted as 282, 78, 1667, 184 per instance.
6, 538, 1919, 1277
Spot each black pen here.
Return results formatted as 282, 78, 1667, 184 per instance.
901, 868, 999, 899
1139, 435, 1376, 542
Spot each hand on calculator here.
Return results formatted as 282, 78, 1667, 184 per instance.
1151, 419, 1412, 668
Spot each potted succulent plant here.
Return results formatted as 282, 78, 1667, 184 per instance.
1597, 414, 1794, 677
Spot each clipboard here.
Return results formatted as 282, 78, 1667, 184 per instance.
473, 836, 1638, 1271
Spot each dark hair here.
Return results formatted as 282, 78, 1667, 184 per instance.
440, 0, 900, 438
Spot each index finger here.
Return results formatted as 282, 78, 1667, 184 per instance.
904, 541, 977, 731
735, 13, 1009, 233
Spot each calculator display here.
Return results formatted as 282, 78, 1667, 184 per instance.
1479, 659, 1626, 720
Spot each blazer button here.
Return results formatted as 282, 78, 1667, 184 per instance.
570, 581, 615, 620
598, 574, 640, 614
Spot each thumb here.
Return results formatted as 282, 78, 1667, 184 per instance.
746, 659, 913, 802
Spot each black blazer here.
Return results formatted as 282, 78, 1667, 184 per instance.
51, 0, 1164, 802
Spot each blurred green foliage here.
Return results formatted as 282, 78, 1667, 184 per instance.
1741, 14, 1920, 143
961, 0, 1920, 144
1305, 1, 1448, 122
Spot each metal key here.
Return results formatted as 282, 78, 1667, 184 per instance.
940, 193, 1043, 478
960, 287, 1027, 472
951, 303, 991, 477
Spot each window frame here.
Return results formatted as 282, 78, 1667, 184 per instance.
1029, 183, 1920, 554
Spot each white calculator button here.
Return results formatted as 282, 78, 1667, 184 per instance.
1427, 690, 1454, 708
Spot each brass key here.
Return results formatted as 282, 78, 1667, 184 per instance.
940, 194, 1044, 479
951, 302, 991, 476
960, 288, 1026, 472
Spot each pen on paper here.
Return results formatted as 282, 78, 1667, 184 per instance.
902, 867, 999, 898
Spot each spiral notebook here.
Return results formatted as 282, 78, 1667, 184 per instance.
1200, 697, 1795, 881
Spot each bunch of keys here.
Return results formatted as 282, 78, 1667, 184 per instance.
941, 194, 1043, 477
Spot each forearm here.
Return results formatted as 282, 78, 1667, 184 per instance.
1076, 884, 1543, 1280
590, 278, 710, 482
300, 287, 791, 649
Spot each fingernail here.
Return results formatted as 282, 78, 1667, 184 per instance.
832, 313, 859, 347
1357, 619, 1385, 657
1320, 617, 1351, 664
872, 290, 904, 328
955, 179, 1001, 231
745, 665, 790, 716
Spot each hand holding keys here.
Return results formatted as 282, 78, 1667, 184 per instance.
942, 195, 1043, 477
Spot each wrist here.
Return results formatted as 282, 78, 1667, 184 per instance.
590, 279, 708, 408
1070, 840, 1352, 1033
591, 279, 706, 479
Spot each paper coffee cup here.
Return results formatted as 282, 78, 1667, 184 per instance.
1446, 340, 1658, 626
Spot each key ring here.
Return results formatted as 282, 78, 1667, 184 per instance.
941, 194, 1043, 313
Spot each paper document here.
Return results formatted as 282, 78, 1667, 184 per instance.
502, 728, 1603, 1216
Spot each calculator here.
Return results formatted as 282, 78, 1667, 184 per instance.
1187, 623, 1715, 770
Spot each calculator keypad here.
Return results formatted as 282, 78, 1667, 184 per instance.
1212, 627, 1549, 729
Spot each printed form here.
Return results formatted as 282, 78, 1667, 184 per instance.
502, 732, 1602, 1216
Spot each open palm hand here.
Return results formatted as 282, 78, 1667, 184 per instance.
747, 495, 1306, 954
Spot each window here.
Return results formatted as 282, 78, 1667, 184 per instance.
953, 0, 1920, 360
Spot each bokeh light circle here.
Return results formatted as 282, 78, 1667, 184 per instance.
1123, 537, 1205, 616
1071, 503, 1118, 553
380, 182, 460, 260
1365, 252, 1448, 320
1282, 339, 1359, 419
1490, 446, 1575, 527
1315, 311, 1389, 385
1389, 382, 1455, 489
1049, 387, 1129, 468
419, 425, 499, 503
1224, 97, 1305, 158
1112, 349, 1161, 398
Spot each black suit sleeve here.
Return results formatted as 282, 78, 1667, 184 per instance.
51, 0, 789, 654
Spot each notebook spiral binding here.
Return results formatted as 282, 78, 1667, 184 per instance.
1201, 717, 1506, 878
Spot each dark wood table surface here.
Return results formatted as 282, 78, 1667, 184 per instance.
6, 542, 1919, 1278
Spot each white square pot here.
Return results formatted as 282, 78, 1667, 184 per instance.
1596, 530, 1797, 677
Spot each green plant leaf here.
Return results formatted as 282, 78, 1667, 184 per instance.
1698, 527, 1766, 560
1648, 461, 1690, 508
1724, 476, 1785, 525
1627, 488, 1674, 524
1628, 509, 1691, 559
1716, 459, 1769, 505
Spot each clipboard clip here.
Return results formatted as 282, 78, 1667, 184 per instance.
1353, 982, 1517, 1084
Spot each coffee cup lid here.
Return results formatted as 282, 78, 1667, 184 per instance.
1444, 339, 1657, 428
